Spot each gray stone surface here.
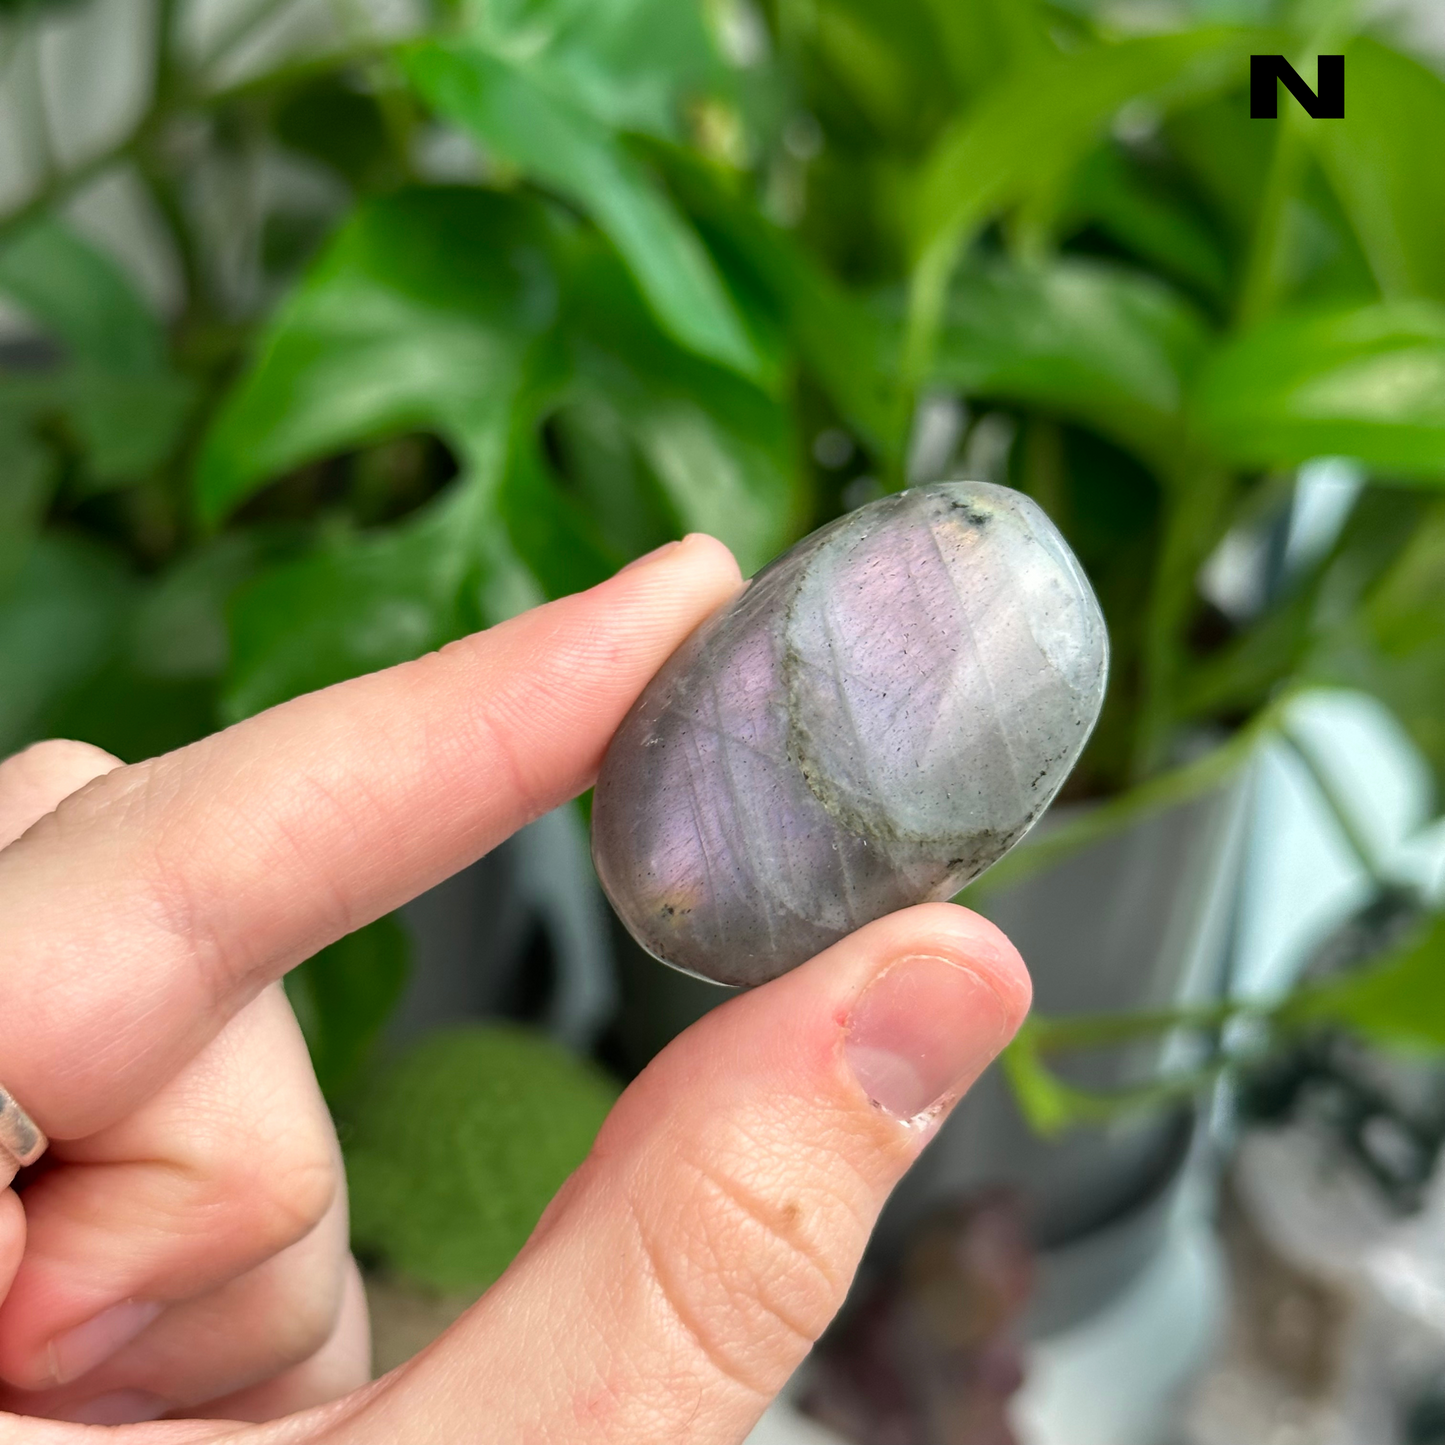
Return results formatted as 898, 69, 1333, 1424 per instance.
591, 481, 1109, 987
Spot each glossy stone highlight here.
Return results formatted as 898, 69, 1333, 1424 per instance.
591, 481, 1109, 987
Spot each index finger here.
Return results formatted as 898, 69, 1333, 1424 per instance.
0, 535, 741, 1139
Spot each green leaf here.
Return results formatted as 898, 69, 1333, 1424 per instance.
806, 0, 962, 140
1000, 1026, 1080, 1136
953, 23, 1271, 237
462, 0, 728, 140
1182, 485, 1441, 775
18, 533, 274, 764
196, 188, 560, 522
1288, 912, 1445, 1055
1309, 497, 1445, 788
286, 914, 412, 1102
1179, 582, 1318, 720
64, 370, 198, 488
221, 485, 487, 720
907, 26, 1261, 376
651, 143, 899, 452
932, 257, 1210, 469
1313, 38, 1445, 306
0, 220, 194, 488
0, 420, 52, 590
546, 396, 677, 560
0, 218, 167, 374
918, 0, 1053, 99
499, 433, 622, 599
134, 532, 273, 680
1164, 90, 1274, 248
627, 388, 796, 574
1192, 300, 1445, 477
274, 74, 401, 192
345, 1023, 619, 1292
404, 41, 759, 377
1066, 145, 1231, 302
40, 666, 219, 764
0, 533, 134, 757
566, 249, 801, 574
1, 366, 196, 491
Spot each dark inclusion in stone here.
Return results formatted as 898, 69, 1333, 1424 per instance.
591, 481, 1109, 988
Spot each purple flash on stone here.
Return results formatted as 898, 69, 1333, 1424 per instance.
591, 481, 1109, 988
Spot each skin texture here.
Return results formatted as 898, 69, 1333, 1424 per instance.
0, 535, 1031, 1443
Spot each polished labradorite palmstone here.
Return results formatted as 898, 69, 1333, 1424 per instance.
591, 481, 1109, 988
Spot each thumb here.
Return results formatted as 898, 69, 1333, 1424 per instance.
338, 902, 1030, 1445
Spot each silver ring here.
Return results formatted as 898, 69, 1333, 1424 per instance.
0, 1082, 47, 1169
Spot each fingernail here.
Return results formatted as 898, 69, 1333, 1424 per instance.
618, 539, 682, 573
845, 954, 1014, 1123
55, 1390, 169, 1425
48, 1300, 163, 1385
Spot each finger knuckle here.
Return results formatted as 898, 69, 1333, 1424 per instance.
243, 1148, 339, 1256
263, 1259, 347, 1370
137, 767, 360, 1011
0, 741, 122, 837
628, 1130, 863, 1396
224, 1194, 353, 1382
199, 1125, 338, 1260
84, 759, 250, 1007
0, 738, 118, 781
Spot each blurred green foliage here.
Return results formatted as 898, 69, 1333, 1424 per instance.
3, 0, 1445, 1144
345, 1024, 620, 1291
286, 913, 412, 1101
3, 0, 1443, 785
1005, 895, 1445, 1137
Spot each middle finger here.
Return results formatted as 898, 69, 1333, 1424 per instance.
0, 986, 354, 1418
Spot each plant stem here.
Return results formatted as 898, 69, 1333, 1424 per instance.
894, 236, 959, 485
1006, 1046, 1234, 1132
134, 141, 211, 324
138, 0, 218, 324
1130, 453, 1237, 780
1281, 721, 1389, 889
201, 0, 303, 77
1006, 988, 1280, 1134
155, 0, 182, 101
0, 142, 134, 242
1235, 108, 1307, 331
208, 36, 391, 106
17, 23, 57, 188
1236, 4, 1360, 329
1024, 995, 1265, 1053
964, 684, 1286, 908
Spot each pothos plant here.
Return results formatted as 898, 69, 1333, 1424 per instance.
1, 0, 1444, 1157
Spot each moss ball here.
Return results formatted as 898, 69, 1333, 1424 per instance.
345, 1024, 620, 1293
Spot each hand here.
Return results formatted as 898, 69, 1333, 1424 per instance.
0, 534, 1030, 1442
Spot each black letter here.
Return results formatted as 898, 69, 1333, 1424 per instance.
1250, 54, 1345, 119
